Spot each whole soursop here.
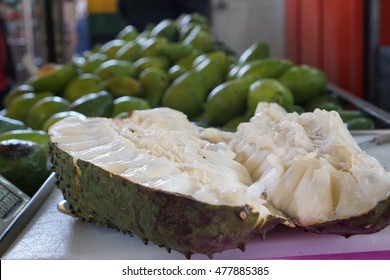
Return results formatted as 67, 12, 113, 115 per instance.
48, 103, 390, 258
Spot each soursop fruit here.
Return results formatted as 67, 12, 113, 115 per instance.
48, 103, 390, 258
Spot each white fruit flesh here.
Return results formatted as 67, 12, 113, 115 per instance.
49, 108, 256, 208
49, 103, 390, 227
230, 103, 390, 226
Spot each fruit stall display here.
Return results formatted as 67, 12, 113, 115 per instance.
1, 13, 390, 258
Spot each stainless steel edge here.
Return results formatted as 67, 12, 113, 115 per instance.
0, 172, 56, 257
328, 83, 390, 126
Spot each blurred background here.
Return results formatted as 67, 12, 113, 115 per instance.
0, 0, 389, 111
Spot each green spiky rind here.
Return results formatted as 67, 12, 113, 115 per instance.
50, 142, 264, 257
295, 197, 390, 237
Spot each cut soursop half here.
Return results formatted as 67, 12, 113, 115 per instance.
48, 103, 390, 257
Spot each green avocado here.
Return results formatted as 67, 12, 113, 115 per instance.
338, 110, 368, 122
133, 56, 171, 72
155, 42, 194, 63
139, 67, 171, 108
162, 71, 206, 118
194, 57, 225, 93
27, 63, 78, 94
81, 53, 108, 73
237, 58, 293, 79
168, 65, 187, 81
140, 37, 169, 57
315, 101, 343, 113
115, 41, 142, 62
0, 139, 51, 196
99, 39, 127, 58
42, 111, 86, 132
70, 91, 114, 117
94, 59, 138, 80
222, 115, 251, 131
247, 78, 294, 115
111, 96, 151, 117
178, 19, 210, 42
303, 92, 341, 112
192, 50, 230, 76
0, 129, 49, 153
226, 64, 244, 80
238, 41, 270, 64
182, 26, 215, 53
150, 19, 179, 41
0, 115, 27, 133
345, 117, 375, 130
278, 65, 327, 104
2, 84, 35, 108
105, 76, 143, 98
5, 92, 54, 122
63, 73, 105, 102
26, 96, 71, 130
116, 24, 139, 41
205, 76, 258, 126
175, 51, 201, 69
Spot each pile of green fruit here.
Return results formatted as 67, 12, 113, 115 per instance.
0, 13, 375, 196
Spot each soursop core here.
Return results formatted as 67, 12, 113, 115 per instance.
49, 103, 390, 227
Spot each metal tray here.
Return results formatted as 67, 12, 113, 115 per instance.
328, 83, 390, 127
0, 173, 56, 256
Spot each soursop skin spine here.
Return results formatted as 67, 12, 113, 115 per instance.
50, 142, 270, 258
